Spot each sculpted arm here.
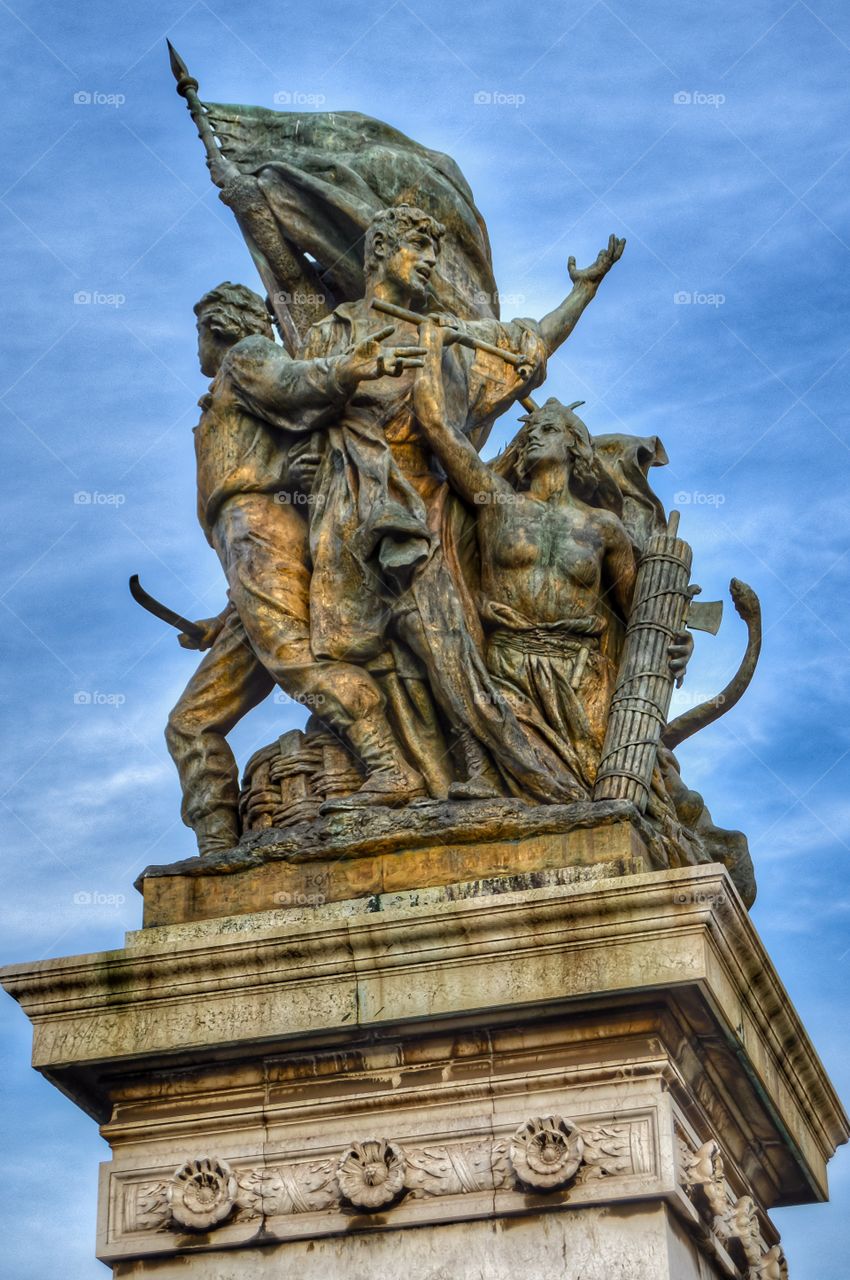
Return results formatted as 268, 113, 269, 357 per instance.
413, 320, 500, 505
227, 328, 426, 431
537, 235, 625, 357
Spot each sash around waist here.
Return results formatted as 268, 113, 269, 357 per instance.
487, 625, 602, 659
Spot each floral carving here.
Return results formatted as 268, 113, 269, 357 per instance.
168, 1156, 237, 1231
237, 1161, 336, 1217
510, 1116, 584, 1190
337, 1140, 406, 1209
405, 1140, 510, 1198
579, 1122, 635, 1180
126, 1181, 170, 1233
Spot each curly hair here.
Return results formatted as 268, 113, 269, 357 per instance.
363, 204, 445, 276
193, 282, 273, 342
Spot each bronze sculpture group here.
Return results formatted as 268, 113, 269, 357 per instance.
134, 48, 763, 904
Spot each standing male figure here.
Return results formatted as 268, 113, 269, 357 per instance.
165, 282, 430, 854
297, 205, 626, 801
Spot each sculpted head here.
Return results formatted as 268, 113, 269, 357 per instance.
194, 282, 273, 377
516, 398, 595, 485
364, 204, 445, 307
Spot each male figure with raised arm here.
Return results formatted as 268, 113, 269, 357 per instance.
293, 205, 626, 801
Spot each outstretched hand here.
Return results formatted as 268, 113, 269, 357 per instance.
339, 324, 427, 384
568, 234, 626, 288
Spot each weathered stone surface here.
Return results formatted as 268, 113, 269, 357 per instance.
3, 865, 846, 1247
137, 800, 657, 926
108, 1205, 731, 1280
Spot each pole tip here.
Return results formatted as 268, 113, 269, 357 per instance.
166, 39, 198, 94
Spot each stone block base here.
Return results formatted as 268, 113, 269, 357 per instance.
136, 798, 657, 927
3, 859, 847, 1278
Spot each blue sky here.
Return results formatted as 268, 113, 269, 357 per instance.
0, 0, 848, 1275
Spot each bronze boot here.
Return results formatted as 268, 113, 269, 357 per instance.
193, 805, 240, 856
447, 728, 502, 800
320, 715, 427, 810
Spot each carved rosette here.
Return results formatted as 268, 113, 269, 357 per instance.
510, 1116, 585, 1190
336, 1139, 406, 1209
167, 1156, 237, 1231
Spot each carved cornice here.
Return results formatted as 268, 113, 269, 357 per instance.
3, 866, 846, 1185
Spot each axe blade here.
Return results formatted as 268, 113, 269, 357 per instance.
688, 599, 723, 635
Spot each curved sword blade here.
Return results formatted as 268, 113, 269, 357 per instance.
128, 575, 204, 640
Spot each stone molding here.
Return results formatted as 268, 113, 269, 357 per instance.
105, 1109, 655, 1259
2, 864, 845, 1194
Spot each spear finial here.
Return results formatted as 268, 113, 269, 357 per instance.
167, 40, 198, 97
165, 41, 236, 188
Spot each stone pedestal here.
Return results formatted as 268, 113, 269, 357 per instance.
2, 842, 846, 1278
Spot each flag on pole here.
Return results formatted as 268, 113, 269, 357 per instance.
202, 104, 500, 321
